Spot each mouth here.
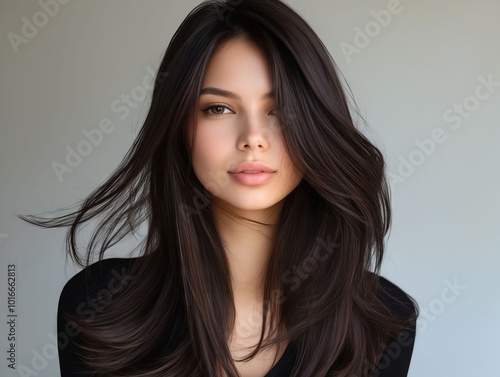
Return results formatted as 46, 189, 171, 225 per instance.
231, 170, 268, 174
228, 161, 275, 174
228, 171, 276, 186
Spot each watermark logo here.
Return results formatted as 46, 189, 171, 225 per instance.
389, 74, 499, 190
7, 0, 72, 54
339, 0, 413, 63
51, 65, 169, 182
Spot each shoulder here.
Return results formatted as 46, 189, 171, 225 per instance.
375, 273, 418, 321
56, 257, 142, 376
369, 274, 419, 377
57, 257, 140, 315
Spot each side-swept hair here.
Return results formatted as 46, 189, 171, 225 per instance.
19, 0, 418, 376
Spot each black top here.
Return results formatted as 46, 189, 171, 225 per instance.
57, 257, 417, 377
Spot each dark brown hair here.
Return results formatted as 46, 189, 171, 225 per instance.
19, 0, 418, 376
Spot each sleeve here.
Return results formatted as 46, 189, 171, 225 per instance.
371, 276, 418, 377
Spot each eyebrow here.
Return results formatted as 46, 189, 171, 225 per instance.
199, 87, 275, 101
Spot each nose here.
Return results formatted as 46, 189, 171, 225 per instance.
237, 113, 277, 151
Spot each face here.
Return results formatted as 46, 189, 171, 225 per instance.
187, 38, 303, 218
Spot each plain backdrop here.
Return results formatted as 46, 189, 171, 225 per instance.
1, 1, 499, 376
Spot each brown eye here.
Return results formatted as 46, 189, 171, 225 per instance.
202, 105, 232, 116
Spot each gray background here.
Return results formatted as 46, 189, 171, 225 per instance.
1, 1, 499, 376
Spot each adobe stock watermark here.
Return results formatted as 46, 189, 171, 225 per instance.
15, 265, 135, 376
416, 277, 466, 333
339, 0, 413, 64
349, 276, 466, 377
236, 234, 341, 337
372, 277, 466, 376
389, 74, 499, 191
7, 0, 72, 54
6, 259, 17, 371
51, 65, 169, 183
353, 328, 414, 377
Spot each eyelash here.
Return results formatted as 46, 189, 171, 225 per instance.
201, 104, 233, 116
201, 104, 277, 117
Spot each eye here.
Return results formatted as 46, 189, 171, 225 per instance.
201, 104, 233, 116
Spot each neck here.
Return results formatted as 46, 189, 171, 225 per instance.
211, 198, 283, 307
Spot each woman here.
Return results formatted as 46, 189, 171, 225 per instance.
19, 0, 418, 376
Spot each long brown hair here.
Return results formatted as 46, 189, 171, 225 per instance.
19, 0, 418, 375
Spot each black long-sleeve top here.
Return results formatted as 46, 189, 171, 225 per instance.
57, 257, 417, 376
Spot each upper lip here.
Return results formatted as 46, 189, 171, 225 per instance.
229, 162, 276, 173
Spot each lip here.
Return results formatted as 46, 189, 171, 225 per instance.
228, 161, 275, 174
229, 171, 275, 186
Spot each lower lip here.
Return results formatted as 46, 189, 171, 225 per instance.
229, 172, 275, 186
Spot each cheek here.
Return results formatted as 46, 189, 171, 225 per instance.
191, 126, 234, 183
193, 127, 228, 160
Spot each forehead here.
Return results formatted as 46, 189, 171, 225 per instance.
201, 38, 273, 91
